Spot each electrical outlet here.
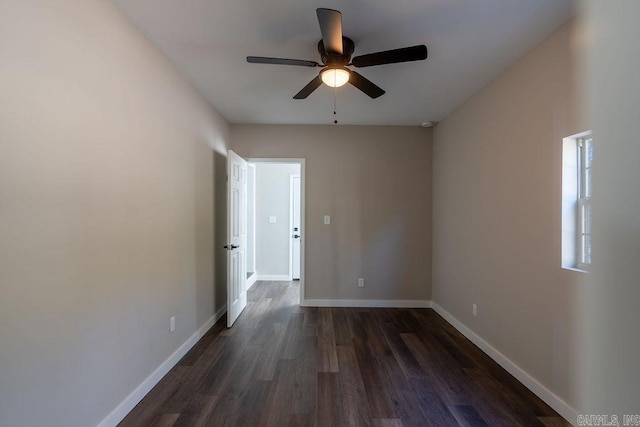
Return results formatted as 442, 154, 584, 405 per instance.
472, 304, 478, 317
358, 278, 365, 287
170, 316, 176, 332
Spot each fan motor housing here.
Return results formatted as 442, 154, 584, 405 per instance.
318, 37, 355, 66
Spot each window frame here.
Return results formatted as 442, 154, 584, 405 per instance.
561, 131, 593, 273
576, 136, 593, 270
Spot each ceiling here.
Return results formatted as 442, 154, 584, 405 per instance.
112, 0, 576, 126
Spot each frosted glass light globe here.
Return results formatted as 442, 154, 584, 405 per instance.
321, 68, 350, 87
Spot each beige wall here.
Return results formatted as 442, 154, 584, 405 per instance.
0, 1, 228, 426
582, 1, 640, 415
432, 19, 584, 411
231, 125, 432, 302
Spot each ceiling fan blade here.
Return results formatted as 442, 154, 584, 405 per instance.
247, 56, 320, 67
316, 8, 343, 55
348, 70, 385, 98
293, 75, 323, 99
351, 45, 428, 68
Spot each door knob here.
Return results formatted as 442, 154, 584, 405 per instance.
293, 235, 300, 238
224, 244, 240, 249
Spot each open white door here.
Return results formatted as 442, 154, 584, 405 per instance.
226, 150, 248, 327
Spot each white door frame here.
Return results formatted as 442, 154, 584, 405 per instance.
246, 163, 257, 291
290, 174, 301, 280
248, 158, 305, 305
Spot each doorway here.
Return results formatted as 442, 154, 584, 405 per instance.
248, 158, 305, 304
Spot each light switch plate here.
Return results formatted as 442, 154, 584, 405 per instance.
268, 216, 277, 223
324, 215, 331, 225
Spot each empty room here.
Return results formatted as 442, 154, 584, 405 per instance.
1, 1, 639, 426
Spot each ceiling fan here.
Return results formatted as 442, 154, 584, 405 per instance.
247, 8, 428, 99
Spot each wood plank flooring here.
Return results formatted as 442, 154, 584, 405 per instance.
119, 281, 569, 426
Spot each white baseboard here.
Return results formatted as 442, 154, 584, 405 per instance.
302, 299, 432, 308
97, 304, 227, 427
431, 302, 577, 424
246, 273, 257, 290
256, 274, 292, 281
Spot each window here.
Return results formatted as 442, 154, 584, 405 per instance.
562, 131, 593, 271
577, 136, 593, 268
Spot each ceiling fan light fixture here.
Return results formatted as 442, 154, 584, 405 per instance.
247, 8, 427, 99
321, 68, 350, 87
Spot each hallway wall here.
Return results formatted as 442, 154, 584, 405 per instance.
431, 19, 584, 415
0, 1, 229, 426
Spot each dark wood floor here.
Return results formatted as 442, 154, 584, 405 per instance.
120, 281, 568, 427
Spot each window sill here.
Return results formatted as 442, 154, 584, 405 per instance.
562, 266, 589, 274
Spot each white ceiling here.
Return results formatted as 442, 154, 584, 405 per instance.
112, 0, 576, 126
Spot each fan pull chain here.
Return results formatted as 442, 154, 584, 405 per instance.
333, 86, 338, 124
